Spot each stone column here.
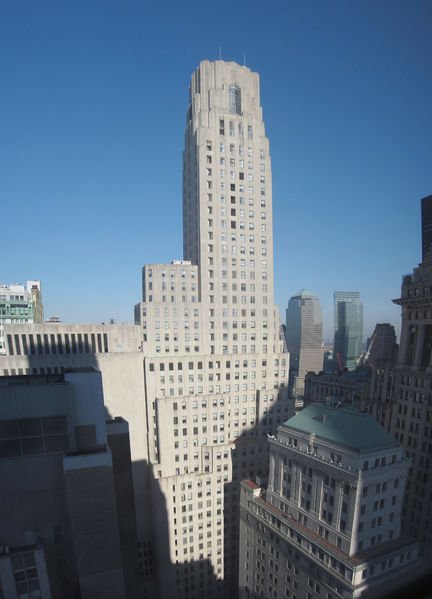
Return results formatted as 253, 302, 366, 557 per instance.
312, 472, 324, 516
334, 480, 344, 529
345, 483, 357, 534
268, 452, 276, 492
349, 474, 363, 556
414, 324, 425, 366
398, 317, 410, 365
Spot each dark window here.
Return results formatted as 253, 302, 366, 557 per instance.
229, 85, 241, 115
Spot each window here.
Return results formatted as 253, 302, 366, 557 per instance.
229, 85, 241, 115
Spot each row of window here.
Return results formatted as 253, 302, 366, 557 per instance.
150, 358, 285, 372
210, 155, 265, 172
0, 416, 69, 458
7, 332, 109, 356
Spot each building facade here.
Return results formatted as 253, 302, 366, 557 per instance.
0, 369, 139, 598
0, 281, 43, 354
134, 60, 292, 598
239, 403, 419, 599
333, 292, 363, 371
1, 61, 293, 599
285, 290, 323, 396
0, 323, 156, 597
389, 194, 432, 552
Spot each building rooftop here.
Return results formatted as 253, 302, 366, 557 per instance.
282, 403, 398, 452
292, 288, 317, 298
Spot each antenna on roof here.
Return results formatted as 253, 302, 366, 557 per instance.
243, 52, 246, 66
219, 46, 222, 60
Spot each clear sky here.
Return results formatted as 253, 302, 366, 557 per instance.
1, 0, 431, 341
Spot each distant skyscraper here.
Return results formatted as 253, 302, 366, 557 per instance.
0, 280, 43, 354
334, 291, 363, 371
239, 403, 419, 598
285, 289, 323, 395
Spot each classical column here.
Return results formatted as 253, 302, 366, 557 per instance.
312, 472, 324, 516
398, 313, 410, 365
334, 480, 344, 529
414, 324, 425, 366
268, 452, 276, 492
349, 473, 364, 556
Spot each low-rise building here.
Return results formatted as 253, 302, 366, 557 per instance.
239, 403, 419, 598
0, 369, 139, 598
0, 281, 43, 354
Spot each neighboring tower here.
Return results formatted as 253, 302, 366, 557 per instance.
239, 403, 419, 599
0, 280, 43, 354
421, 194, 432, 263
334, 291, 363, 371
285, 289, 323, 396
391, 194, 432, 552
134, 60, 292, 598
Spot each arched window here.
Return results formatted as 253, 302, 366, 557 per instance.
229, 85, 241, 115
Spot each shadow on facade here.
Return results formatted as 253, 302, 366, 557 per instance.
2, 347, 293, 599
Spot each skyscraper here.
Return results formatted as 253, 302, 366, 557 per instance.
390, 194, 432, 552
421, 194, 432, 263
333, 291, 363, 371
1, 60, 292, 599
285, 289, 323, 396
134, 60, 292, 598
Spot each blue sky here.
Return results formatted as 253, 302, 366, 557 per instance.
1, 0, 431, 341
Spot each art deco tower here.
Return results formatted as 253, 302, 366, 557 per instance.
135, 60, 292, 598
183, 61, 278, 357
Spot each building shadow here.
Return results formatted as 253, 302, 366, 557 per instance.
0, 333, 295, 599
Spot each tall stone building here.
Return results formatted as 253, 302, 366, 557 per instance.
390, 194, 432, 552
285, 289, 323, 396
134, 60, 292, 598
333, 292, 363, 371
239, 404, 419, 599
1, 61, 292, 599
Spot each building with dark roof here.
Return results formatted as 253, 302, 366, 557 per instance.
239, 403, 419, 598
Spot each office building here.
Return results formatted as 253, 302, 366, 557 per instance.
390, 194, 432, 552
0, 281, 43, 355
134, 60, 292, 598
0, 323, 155, 597
304, 370, 371, 410
239, 403, 419, 599
0, 369, 139, 598
285, 290, 323, 396
1, 60, 292, 599
333, 292, 363, 371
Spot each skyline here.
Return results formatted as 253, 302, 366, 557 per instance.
1, 1, 431, 341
